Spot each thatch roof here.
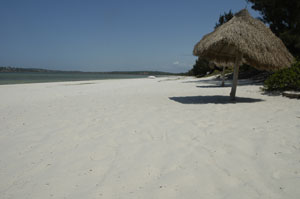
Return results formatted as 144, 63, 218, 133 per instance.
193, 9, 294, 71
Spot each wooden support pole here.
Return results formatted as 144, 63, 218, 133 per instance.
230, 53, 242, 100
221, 66, 225, 87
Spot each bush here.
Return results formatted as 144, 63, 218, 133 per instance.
188, 57, 212, 77
226, 64, 264, 80
263, 61, 300, 91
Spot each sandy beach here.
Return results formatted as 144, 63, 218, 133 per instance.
0, 76, 299, 199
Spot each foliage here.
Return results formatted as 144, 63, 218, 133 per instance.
217, 64, 267, 80
207, 67, 232, 77
190, 10, 235, 77
215, 10, 234, 29
263, 61, 300, 91
247, 0, 300, 57
238, 64, 263, 79
188, 57, 212, 77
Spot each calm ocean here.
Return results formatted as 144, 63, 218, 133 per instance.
0, 72, 150, 85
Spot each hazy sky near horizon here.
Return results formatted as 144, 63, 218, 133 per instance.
0, 0, 260, 72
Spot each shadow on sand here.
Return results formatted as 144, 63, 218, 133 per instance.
169, 95, 264, 104
196, 85, 231, 88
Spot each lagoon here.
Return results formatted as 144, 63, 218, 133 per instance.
0, 72, 149, 85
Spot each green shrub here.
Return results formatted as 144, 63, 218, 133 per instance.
188, 57, 212, 77
263, 61, 300, 91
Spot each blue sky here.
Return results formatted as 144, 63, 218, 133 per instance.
0, 0, 260, 72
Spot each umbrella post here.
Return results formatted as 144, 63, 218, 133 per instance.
221, 66, 225, 87
230, 53, 242, 100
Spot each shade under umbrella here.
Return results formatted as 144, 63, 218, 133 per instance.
193, 9, 294, 99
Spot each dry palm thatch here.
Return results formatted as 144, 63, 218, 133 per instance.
193, 9, 294, 99
193, 9, 294, 70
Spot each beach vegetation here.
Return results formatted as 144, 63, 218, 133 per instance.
215, 10, 234, 29
263, 60, 300, 91
247, 0, 300, 57
188, 57, 212, 77
238, 64, 265, 79
189, 11, 234, 77
191, 10, 267, 79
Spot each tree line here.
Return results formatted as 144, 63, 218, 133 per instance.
189, 0, 300, 77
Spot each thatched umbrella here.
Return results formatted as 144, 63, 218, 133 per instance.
193, 9, 294, 100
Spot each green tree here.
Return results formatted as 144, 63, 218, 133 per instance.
246, 0, 300, 57
215, 10, 234, 29
189, 57, 212, 77
190, 10, 234, 77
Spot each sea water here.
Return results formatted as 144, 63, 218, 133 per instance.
0, 72, 150, 85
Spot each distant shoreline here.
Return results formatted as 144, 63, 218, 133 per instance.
0, 66, 177, 76
0, 72, 175, 85
0, 66, 183, 85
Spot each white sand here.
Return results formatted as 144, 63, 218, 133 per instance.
0, 76, 300, 199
